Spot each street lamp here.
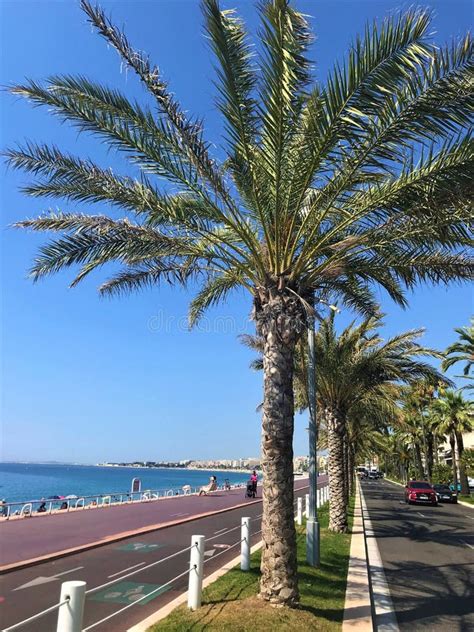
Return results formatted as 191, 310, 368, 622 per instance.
306, 312, 319, 567
306, 302, 339, 567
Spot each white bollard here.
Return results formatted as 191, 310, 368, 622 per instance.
297, 497, 303, 526
241, 517, 251, 571
56, 580, 86, 632
305, 493, 310, 518
326, 486, 329, 502
188, 535, 205, 610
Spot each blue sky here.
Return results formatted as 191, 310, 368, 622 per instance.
1, 0, 472, 464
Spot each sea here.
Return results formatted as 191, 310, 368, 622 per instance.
0, 462, 250, 504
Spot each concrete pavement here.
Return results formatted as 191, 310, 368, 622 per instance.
361, 479, 474, 632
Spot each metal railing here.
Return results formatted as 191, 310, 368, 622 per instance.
0, 482, 247, 520
2, 483, 329, 632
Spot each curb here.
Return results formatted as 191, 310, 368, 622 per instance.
127, 539, 265, 632
0, 485, 310, 574
342, 479, 373, 632
360, 484, 399, 632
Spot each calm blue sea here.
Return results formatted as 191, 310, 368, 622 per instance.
0, 463, 250, 503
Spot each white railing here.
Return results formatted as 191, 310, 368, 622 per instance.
0, 483, 247, 520
2, 483, 329, 632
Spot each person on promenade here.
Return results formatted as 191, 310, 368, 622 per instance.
250, 470, 258, 497
0, 499, 7, 517
198, 476, 217, 496
37, 502, 47, 513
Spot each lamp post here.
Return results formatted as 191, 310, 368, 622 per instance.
306, 312, 319, 567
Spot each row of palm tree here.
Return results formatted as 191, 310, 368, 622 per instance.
7, 0, 473, 606
383, 386, 473, 494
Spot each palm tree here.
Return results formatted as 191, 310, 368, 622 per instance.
296, 314, 445, 531
443, 320, 474, 389
402, 380, 445, 481
6, 0, 473, 604
433, 390, 473, 495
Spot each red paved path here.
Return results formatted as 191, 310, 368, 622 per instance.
0, 477, 314, 569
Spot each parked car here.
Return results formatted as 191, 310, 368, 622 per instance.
433, 484, 457, 504
405, 481, 437, 506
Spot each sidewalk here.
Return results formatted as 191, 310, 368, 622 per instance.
342, 482, 373, 632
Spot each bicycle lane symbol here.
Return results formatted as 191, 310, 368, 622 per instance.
89, 581, 170, 605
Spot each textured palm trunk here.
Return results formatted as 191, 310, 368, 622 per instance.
414, 442, 424, 479
343, 433, 350, 505
455, 431, 469, 495
327, 407, 348, 532
256, 292, 301, 607
426, 432, 434, 482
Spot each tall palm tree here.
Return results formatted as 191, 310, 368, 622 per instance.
443, 320, 474, 389
434, 390, 473, 494
295, 314, 445, 531
402, 380, 444, 480
5, 0, 473, 604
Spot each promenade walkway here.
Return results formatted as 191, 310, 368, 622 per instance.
0, 477, 313, 570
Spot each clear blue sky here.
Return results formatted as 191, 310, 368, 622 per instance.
1, 0, 472, 464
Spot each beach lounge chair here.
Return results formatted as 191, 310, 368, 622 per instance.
198, 478, 217, 496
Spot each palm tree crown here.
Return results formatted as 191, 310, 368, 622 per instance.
7, 1, 473, 322
442, 320, 474, 386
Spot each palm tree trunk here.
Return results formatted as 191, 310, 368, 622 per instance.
342, 434, 349, 506
426, 432, 434, 482
414, 442, 424, 479
450, 432, 458, 489
257, 293, 300, 606
455, 431, 469, 495
327, 407, 348, 532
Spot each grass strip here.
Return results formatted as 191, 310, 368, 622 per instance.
151, 498, 354, 631
459, 494, 474, 505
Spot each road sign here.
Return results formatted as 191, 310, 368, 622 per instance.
89, 581, 169, 605
116, 542, 164, 553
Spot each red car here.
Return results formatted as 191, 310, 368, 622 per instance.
405, 481, 438, 506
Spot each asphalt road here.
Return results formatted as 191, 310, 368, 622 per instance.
0, 477, 325, 632
361, 479, 474, 632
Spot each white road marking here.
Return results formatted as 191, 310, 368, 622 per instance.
460, 539, 474, 550
360, 489, 400, 632
213, 528, 227, 534
214, 543, 230, 549
204, 549, 216, 558
417, 512, 426, 518
170, 512, 189, 517
465, 515, 474, 520
13, 567, 84, 591
55, 566, 84, 578
108, 562, 146, 578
